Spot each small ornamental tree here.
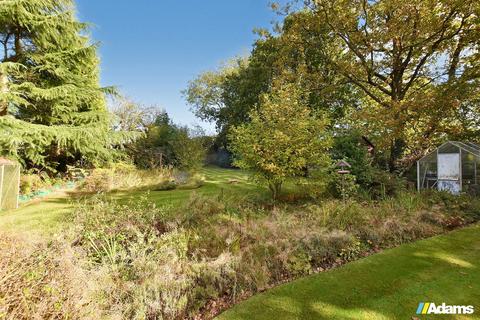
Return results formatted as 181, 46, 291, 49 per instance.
229, 84, 331, 199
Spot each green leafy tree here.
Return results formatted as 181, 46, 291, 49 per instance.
0, 0, 131, 171
185, 18, 357, 148
229, 84, 331, 199
332, 130, 373, 188
184, 55, 273, 147
170, 125, 206, 171
129, 110, 206, 171
299, 0, 480, 170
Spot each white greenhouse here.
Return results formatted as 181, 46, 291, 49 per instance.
417, 141, 480, 194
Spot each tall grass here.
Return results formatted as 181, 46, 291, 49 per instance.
0, 234, 96, 319
66, 190, 480, 319
4, 178, 479, 320
79, 165, 206, 193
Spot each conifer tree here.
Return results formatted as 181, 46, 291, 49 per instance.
0, 0, 129, 171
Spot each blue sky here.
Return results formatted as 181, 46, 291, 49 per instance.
76, 1, 280, 133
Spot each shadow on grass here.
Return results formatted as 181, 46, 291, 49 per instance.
219, 225, 480, 320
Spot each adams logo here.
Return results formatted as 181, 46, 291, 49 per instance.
416, 302, 474, 315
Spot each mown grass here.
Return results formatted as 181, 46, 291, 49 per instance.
108, 167, 264, 206
0, 167, 263, 236
0, 195, 73, 237
218, 224, 480, 320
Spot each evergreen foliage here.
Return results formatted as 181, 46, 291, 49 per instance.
0, 0, 132, 171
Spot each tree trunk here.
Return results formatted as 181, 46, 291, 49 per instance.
388, 137, 406, 173
269, 181, 282, 201
0, 71, 7, 116
388, 140, 396, 173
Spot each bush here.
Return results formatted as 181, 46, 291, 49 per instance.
368, 168, 407, 199
20, 170, 65, 194
331, 130, 374, 188
19, 174, 44, 195
329, 172, 359, 199
0, 235, 94, 319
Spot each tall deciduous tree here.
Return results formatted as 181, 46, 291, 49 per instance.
229, 84, 331, 199
185, 14, 358, 147
0, 0, 131, 171
303, 0, 480, 170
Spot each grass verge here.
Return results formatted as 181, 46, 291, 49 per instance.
218, 224, 480, 320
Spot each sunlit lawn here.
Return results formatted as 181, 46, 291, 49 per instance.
109, 166, 263, 206
218, 224, 480, 320
0, 195, 73, 237
0, 167, 264, 236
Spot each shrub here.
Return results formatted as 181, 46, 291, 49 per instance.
0, 235, 94, 319
79, 168, 115, 193
19, 174, 44, 195
330, 172, 359, 199
331, 130, 374, 188
368, 168, 407, 199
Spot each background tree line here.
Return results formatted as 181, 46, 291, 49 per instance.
185, 0, 480, 183
111, 97, 207, 171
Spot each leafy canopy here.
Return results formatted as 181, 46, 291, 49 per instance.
229, 84, 331, 199
184, 15, 357, 147
300, 0, 480, 169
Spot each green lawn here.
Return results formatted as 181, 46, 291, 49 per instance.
0, 167, 262, 236
0, 195, 73, 237
109, 166, 262, 206
219, 224, 480, 320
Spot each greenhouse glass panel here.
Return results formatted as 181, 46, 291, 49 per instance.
417, 141, 480, 194
0, 159, 20, 210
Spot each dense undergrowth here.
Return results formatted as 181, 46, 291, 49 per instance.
58, 190, 480, 319
0, 235, 98, 319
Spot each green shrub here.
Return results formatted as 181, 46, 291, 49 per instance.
79, 169, 114, 193
285, 250, 312, 276
368, 168, 407, 199
19, 174, 44, 195
331, 130, 374, 188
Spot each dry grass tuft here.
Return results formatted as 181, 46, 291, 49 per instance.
0, 234, 96, 320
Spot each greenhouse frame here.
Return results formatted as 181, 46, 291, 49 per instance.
417, 141, 480, 194
0, 158, 20, 210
